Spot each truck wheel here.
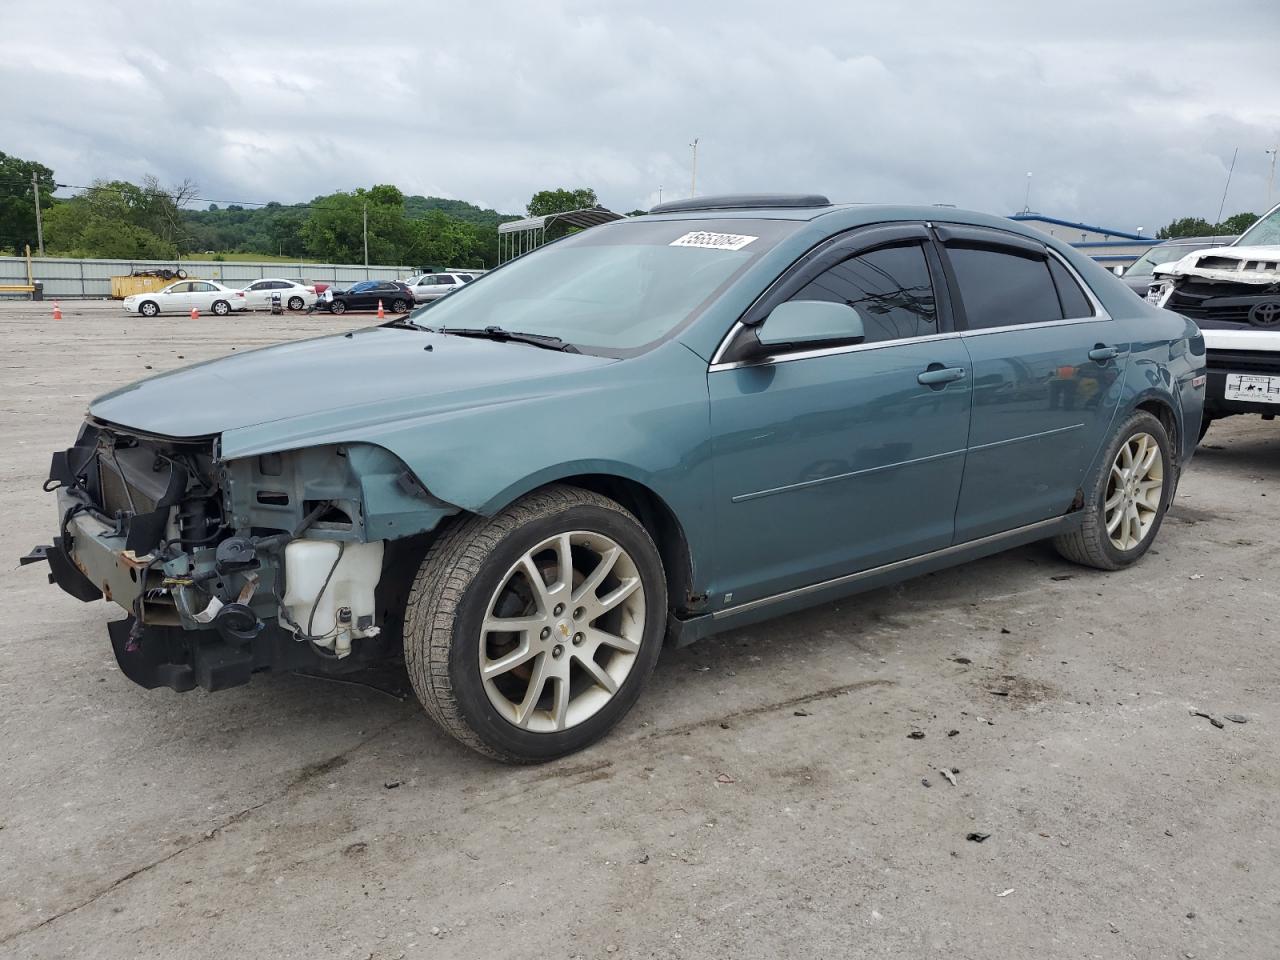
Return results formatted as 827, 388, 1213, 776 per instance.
404, 485, 666, 763
1053, 410, 1172, 571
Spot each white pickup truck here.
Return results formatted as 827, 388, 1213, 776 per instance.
1148, 200, 1280, 440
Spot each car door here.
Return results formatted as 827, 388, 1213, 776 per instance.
160, 281, 193, 313
188, 281, 220, 312
242, 280, 269, 309
934, 225, 1129, 542
707, 225, 972, 605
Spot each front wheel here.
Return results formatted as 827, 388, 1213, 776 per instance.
329, 300, 346, 315
211, 300, 231, 316
1053, 410, 1172, 570
404, 485, 667, 762
139, 301, 159, 317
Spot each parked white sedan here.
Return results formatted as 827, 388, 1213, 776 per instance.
403, 272, 473, 303
239, 278, 318, 311
122, 280, 249, 317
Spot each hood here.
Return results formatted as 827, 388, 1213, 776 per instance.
1160, 244, 1280, 284
89, 326, 615, 439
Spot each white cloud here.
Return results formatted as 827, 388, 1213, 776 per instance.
3, 0, 1277, 227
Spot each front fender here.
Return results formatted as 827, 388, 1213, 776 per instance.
220, 341, 718, 588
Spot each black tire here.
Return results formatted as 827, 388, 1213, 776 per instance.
139, 300, 159, 317
404, 485, 667, 763
211, 299, 230, 316
175, 269, 188, 280
392, 298, 409, 314
330, 300, 347, 315
1053, 410, 1173, 571
287, 296, 304, 311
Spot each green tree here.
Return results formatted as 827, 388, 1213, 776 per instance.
1157, 212, 1259, 240
527, 188, 599, 218
1217, 212, 1259, 236
301, 185, 413, 263
1157, 217, 1214, 239
0, 151, 55, 255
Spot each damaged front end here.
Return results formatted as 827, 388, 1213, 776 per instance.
1148, 242, 1280, 420
23, 420, 457, 693
1148, 245, 1280, 329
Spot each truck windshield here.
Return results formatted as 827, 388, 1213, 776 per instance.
413, 218, 799, 356
1236, 202, 1280, 247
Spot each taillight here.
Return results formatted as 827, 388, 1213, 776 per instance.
236, 291, 245, 297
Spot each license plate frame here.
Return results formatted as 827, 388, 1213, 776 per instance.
1224, 373, 1280, 404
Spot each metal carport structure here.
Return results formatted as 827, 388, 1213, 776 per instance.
497, 207, 626, 263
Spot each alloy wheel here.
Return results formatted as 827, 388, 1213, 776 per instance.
479, 531, 645, 733
1105, 432, 1163, 551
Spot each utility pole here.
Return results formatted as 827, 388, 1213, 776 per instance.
362, 202, 369, 267
689, 138, 699, 198
658, 184, 663, 205
1267, 145, 1278, 207
31, 171, 44, 256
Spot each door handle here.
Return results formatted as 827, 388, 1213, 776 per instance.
1089, 344, 1120, 363
917, 365, 967, 386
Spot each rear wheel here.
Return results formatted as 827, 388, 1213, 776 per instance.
404, 485, 666, 763
330, 300, 346, 315
1053, 410, 1172, 570
392, 298, 409, 313
139, 301, 159, 317
211, 300, 231, 316
287, 295, 304, 311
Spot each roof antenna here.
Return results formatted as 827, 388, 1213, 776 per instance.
1019, 172, 1033, 215
1215, 147, 1238, 224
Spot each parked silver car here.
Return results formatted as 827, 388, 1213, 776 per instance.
404, 272, 474, 303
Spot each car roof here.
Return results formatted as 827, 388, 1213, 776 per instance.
627, 198, 1069, 242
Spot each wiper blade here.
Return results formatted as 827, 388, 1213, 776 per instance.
439, 326, 580, 353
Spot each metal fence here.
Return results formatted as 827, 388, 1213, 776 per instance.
0, 256, 417, 299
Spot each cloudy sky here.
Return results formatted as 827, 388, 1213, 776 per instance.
4, 0, 1278, 230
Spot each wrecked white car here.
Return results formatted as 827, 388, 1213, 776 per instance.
1149, 201, 1280, 438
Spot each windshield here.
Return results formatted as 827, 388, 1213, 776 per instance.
410, 218, 799, 355
1235, 202, 1280, 247
1125, 242, 1217, 277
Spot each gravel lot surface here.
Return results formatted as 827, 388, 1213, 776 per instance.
1, 300, 1276, 959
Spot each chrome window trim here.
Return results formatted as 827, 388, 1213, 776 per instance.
708, 239, 1111, 371
709, 327, 962, 372
711, 515, 1068, 620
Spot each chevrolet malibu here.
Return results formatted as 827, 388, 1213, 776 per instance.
26, 195, 1206, 762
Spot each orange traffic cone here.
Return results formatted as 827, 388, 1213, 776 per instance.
190, 306, 200, 320
376, 299, 385, 319
52, 300, 62, 320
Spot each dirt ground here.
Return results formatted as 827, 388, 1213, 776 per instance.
1, 300, 1276, 960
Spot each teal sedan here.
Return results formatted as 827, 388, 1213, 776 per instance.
29, 195, 1206, 762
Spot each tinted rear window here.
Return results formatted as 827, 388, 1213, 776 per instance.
948, 246, 1062, 329
1047, 257, 1094, 319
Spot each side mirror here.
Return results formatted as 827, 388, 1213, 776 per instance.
756, 300, 865, 350
1113, 265, 1125, 277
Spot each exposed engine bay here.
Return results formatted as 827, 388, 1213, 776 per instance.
23, 420, 455, 692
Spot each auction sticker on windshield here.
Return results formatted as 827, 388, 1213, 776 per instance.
669, 231, 757, 251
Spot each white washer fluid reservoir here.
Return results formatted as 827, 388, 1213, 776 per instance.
282, 539, 384, 657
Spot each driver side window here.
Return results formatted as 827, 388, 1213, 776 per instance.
787, 242, 938, 344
